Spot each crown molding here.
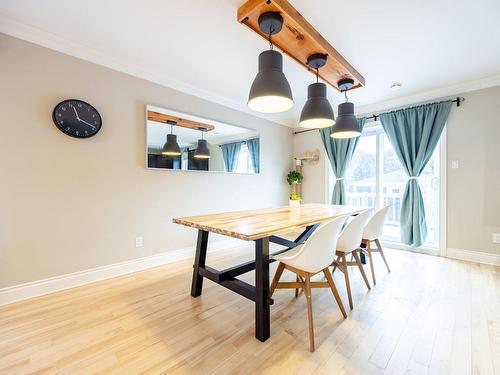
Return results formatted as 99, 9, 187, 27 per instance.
355, 74, 500, 116
0, 14, 290, 128
3, 14, 500, 128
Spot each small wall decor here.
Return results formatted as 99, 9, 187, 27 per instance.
52, 99, 102, 138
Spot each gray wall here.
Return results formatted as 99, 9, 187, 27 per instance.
0, 34, 293, 288
446, 86, 500, 254
294, 87, 500, 255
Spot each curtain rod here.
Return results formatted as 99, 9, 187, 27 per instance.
217, 137, 259, 147
293, 96, 465, 135
218, 140, 247, 147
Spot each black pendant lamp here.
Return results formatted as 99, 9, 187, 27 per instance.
194, 128, 210, 159
331, 78, 361, 139
299, 54, 335, 128
247, 12, 293, 113
162, 120, 182, 156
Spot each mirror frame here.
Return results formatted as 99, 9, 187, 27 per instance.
144, 104, 260, 174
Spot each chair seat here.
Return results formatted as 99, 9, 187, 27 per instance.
271, 245, 303, 265
335, 246, 355, 254
272, 245, 321, 273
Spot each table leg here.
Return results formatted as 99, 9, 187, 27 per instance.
191, 230, 209, 297
360, 241, 367, 264
255, 237, 270, 341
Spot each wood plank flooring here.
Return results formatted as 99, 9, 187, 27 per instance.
0, 244, 499, 375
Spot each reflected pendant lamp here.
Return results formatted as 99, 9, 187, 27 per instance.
331, 78, 361, 139
162, 121, 181, 156
247, 12, 293, 113
194, 129, 210, 159
299, 54, 335, 128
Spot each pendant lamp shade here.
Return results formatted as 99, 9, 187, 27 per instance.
194, 139, 211, 159
299, 82, 335, 128
248, 50, 293, 113
331, 102, 360, 139
162, 133, 181, 156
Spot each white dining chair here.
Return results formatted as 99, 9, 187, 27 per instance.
332, 209, 373, 310
361, 206, 391, 285
270, 217, 347, 352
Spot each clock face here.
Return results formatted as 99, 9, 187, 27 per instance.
52, 100, 102, 138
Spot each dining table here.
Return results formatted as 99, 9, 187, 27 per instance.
173, 203, 366, 342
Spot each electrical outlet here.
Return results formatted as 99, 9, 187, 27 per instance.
451, 160, 459, 169
493, 233, 500, 244
135, 236, 144, 247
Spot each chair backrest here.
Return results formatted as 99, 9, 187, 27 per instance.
291, 216, 347, 273
363, 206, 390, 240
336, 209, 373, 252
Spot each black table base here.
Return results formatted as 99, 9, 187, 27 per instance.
190, 225, 319, 341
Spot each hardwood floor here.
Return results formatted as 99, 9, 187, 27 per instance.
0, 244, 499, 375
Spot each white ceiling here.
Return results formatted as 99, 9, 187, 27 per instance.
1, 0, 500, 127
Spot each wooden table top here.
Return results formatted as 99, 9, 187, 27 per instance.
173, 204, 367, 241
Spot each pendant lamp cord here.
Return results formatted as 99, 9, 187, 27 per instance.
316, 68, 319, 83
344, 89, 348, 102
268, 26, 275, 50
170, 124, 173, 134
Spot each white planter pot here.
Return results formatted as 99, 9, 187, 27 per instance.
289, 199, 300, 208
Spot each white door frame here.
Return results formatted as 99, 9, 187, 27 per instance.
439, 125, 448, 256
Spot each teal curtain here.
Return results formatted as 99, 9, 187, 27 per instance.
220, 141, 242, 172
380, 101, 451, 247
320, 118, 366, 204
246, 138, 260, 173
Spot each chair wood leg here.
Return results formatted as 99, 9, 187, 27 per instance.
366, 240, 376, 286
375, 239, 391, 272
331, 255, 341, 274
353, 250, 371, 291
323, 268, 347, 318
340, 255, 353, 310
304, 273, 315, 352
295, 275, 299, 297
270, 262, 285, 297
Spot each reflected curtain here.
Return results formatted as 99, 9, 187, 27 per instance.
380, 101, 451, 247
220, 141, 242, 172
246, 138, 260, 173
320, 118, 366, 205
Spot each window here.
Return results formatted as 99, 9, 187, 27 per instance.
343, 122, 441, 248
234, 143, 254, 174
346, 131, 377, 209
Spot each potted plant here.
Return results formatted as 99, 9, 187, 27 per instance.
287, 170, 304, 207
289, 193, 301, 208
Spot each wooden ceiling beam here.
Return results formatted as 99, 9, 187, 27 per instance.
238, 0, 365, 91
147, 111, 215, 132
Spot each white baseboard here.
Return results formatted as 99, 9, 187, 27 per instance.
375, 241, 499, 266
0, 238, 246, 307
379, 240, 440, 256
446, 247, 500, 266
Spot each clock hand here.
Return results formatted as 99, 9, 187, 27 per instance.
78, 118, 97, 130
73, 106, 80, 120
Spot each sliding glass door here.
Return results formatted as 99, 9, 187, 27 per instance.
344, 122, 441, 248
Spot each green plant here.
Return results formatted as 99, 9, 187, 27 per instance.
286, 170, 304, 185
289, 193, 301, 201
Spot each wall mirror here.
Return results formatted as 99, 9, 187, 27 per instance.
146, 105, 260, 174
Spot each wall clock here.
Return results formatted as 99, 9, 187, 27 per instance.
52, 99, 102, 138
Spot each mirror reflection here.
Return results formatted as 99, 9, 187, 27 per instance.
146, 105, 260, 174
